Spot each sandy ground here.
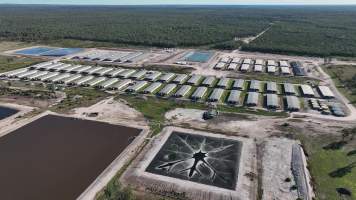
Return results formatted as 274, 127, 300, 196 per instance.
72, 97, 147, 127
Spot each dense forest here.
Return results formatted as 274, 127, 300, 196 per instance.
0, 5, 356, 57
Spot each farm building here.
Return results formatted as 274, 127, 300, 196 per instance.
247, 92, 259, 106
255, 59, 264, 65
290, 62, 306, 76
300, 85, 315, 97
125, 81, 148, 93
38, 72, 60, 82
284, 83, 297, 95
51, 73, 72, 83
130, 70, 147, 80
232, 79, 245, 90
61, 65, 82, 73
227, 90, 242, 104
231, 58, 240, 63
220, 57, 231, 63
266, 94, 279, 109
208, 88, 224, 102
29, 62, 53, 70
93, 68, 113, 76
173, 85, 192, 98
83, 77, 107, 87
318, 86, 335, 99
266, 81, 278, 93
214, 62, 226, 70
158, 73, 175, 83
186, 75, 202, 85
62, 74, 82, 85
243, 58, 252, 64
18, 70, 39, 79
72, 66, 92, 74
82, 66, 103, 75
267, 60, 276, 66
286, 96, 301, 111
254, 65, 263, 72
50, 64, 71, 72
4, 68, 29, 78
227, 63, 238, 70
107, 69, 125, 77
144, 71, 162, 81
172, 74, 188, 84
280, 67, 291, 75
279, 61, 289, 67
201, 76, 216, 87
108, 79, 132, 90
267, 65, 276, 73
96, 78, 119, 89
118, 69, 136, 78
39, 63, 63, 71
330, 103, 346, 117
157, 84, 177, 96
72, 75, 94, 86
240, 64, 250, 72
217, 78, 230, 88
191, 87, 208, 100
249, 80, 261, 91
27, 71, 49, 81
142, 82, 162, 94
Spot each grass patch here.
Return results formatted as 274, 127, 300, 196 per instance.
0, 55, 43, 73
323, 65, 356, 105
51, 87, 109, 113
297, 133, 356, 200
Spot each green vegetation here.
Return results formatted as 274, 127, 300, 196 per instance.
0, 55, 42, 73
51, 88, 109, 113
0, 86, 56, 99
96, 172, 135, 200
2, 5, 356, 57
119, 94, 288, 135
297, 129, 356, 200
323, 65, 356, 105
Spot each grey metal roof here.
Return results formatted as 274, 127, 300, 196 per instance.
108, 79, 132, 90
125, 81, 148, 92
243, 58, 252, 64
27, 71, 49, 80
40, 63, 64, 71
72, 66, 92, 73
158, 84, 177, 95
247, 92, 259, 105
174, 85, 192, 97
158, 73, 175, 82
50, 73, 72, 83
267, 60, 276, 66
318, 86, 334, 98
83, 66, 103, 74
220, 57, 231, 63
254, 65, 263, 72
73, 75, 94, 85
266, 94, 279, 108
279, 60, 289, 67
267, 65, 276, 73
96, 78, 119, 88
84, 77, 107, 87
191, 87, 208, 99
266, 82, 278, 92
50, 64, 71, 72
172, 74, 188, 84
227, 63, 238, 70
38, 72, 60, 81
18, 70, 39, 79
130, 70, 147, 79
144, 71, 162, 81
255, 59, 264, 65
142, 82, 162, 94
231, 58, 240, 63
186, 75, 202, 85
201, 76, 216, 87
4, 68, 29, 77
61, 65, 82, 73
284, 83, 296, 94
300, 85, 315, 96
286, 96, 301, 110
118, 69, 136, 78
240, 64, 250, 71
250, 80, 261, 91
217, 78, 230, 88
107, 69, 125, 77
214, 62, 226, 69
232, 79, 245, 89
227, 90, 241, 104
62, 74, 82, 85
29, 62, 53, 70
93, 68, 113, 76
208, 88, 224, 101
280, 67, 291, 74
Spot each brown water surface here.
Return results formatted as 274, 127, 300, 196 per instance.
0, 115, 141, 200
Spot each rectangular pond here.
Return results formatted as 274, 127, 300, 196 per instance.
15, 47, 82, 57
183, 51, 214, 63
146, 131, 242, 190
0, 106, 18, 120
0, 115, 141, 200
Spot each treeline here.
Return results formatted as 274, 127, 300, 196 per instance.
1, 5, 356, 57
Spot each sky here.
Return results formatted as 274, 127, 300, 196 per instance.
0, 0, 356, 5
